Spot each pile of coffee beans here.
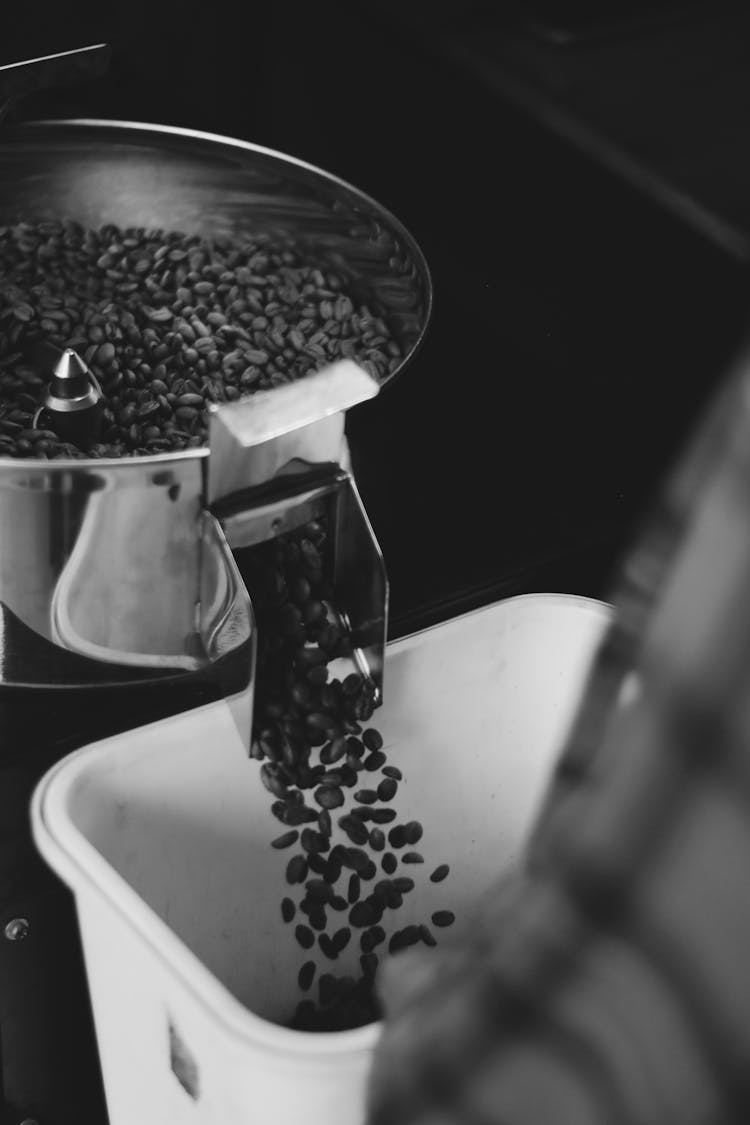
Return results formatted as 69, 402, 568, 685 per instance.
0, 219, 403, 459
244, 516, 454, 1031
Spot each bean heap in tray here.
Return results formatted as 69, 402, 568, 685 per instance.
245, 516, 454, 1032
0, 220, 402, 459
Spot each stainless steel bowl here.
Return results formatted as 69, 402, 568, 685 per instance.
0, 121, 430, 687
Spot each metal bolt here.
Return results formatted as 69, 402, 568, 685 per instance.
4, 917, 30, 942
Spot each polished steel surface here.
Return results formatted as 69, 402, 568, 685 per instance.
1, 450, 204, 672
0, 122, 415, 692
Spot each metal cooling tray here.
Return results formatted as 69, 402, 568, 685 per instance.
0, 118, 432, 389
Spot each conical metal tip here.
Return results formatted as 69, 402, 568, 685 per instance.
50, 348, 95, 401
35, 345, 104, 448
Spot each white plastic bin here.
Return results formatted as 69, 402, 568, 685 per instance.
32, 593, 611, 1125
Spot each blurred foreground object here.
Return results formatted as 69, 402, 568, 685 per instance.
368, 332, 750, 1124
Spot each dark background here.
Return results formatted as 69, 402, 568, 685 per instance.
3, 4, 750, 1122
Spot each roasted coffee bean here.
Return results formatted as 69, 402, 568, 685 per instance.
339, 764, 359, 788
343, 848, 372, 876
285, 804, 319, 826
419, 923, 437, 947
371, 881, 391, 905
270, 800, 288, 822
298, 960, 316, 991
362, 728, 383, 752
323, 854, 342, 884
403, 821, 424, 845
360, 929, 375, 954
0, 221, 402, 458
281, 897, 296, 923
401, 925, 422, 948
388, 931, 407, 954
430, 864, 450, 883
307, 853, 327, 876
403, 852, 425, 864
320, 736, 347, 765
306, 711, 334, 732
368, 808, 397, 824
359, 858, 378, 881
368, 925, 386, 949
295, 924, 315, 949
431, 910, 456, 928
314, 784, 344, 809
271, 830, 299, 850
381, 853, 397, 875
309, 907, 329, 932
244, 513, 456, 1032
260, 763, 288, 798
377, 778, 398, 802
345, 735, 364, 758
305, 878, 333, 903
286, 855, 308, 884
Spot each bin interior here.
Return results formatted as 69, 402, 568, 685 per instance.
46, 594, 609, 1028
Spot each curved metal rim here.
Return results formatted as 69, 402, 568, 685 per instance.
0, 117, 433, 470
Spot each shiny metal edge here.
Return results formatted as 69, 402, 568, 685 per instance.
18, 117, 434, 388
0, 445, 209, 476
